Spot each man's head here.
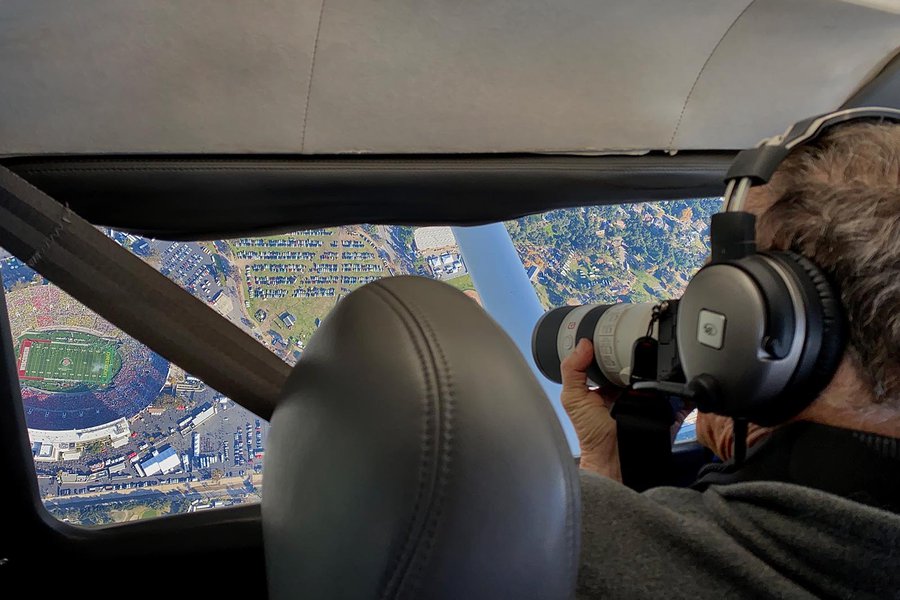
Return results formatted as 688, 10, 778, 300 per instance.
742, 121, 900, 428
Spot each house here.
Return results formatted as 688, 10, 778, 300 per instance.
278, 311, 296, 328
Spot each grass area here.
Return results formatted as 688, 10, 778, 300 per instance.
533, 280, 553, 308
251, 296, 335, 349
109, 505, 164, 523
444, 273, 475, 292
629, 269, 664, 303
81, 439, 109, 455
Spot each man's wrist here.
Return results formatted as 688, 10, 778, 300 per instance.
579, 444, 622, 482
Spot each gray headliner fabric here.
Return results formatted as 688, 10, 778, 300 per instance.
0, 0, 898, 157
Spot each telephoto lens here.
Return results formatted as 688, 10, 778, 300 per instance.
532, 303, 658, 387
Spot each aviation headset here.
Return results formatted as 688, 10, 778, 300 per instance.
674, 106, 900, 427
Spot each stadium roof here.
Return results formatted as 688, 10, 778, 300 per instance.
140, 447, 180, 477
0, 1, 898, 158
414, 228, 457, 253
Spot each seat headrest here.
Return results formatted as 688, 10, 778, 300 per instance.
263, 276, 580, 600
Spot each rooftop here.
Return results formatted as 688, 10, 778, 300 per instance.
414, 227, 457, 252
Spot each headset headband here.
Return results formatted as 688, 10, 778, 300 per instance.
723, 106, 900, 212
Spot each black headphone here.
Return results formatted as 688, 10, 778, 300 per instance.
676, 106, 900, 426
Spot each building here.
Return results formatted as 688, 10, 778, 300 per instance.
193, 404, 216, 427
139, 446, 181, 477
27, 417, 132, 456
59, 471, 83, 485
108, 462, 127, 475
211, 290, 234, 316
413, 227, 456, 253
60, 449, 83, 461
426, 251, 464, 277
34, 443, 53, 461
174, 377, 205, 396
278, 311, 296, 328
130, 238, 151, 257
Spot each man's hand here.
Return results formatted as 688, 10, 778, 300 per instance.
561, 339, 622, 481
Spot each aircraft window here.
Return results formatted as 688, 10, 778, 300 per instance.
3, 204, 716, 525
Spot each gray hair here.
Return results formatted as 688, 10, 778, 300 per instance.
754, 122, 900, 406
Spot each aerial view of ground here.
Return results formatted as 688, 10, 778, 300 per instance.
505, 199, 721, 307
226, 227, 390, 359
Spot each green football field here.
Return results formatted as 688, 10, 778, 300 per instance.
17, 330, 121, 391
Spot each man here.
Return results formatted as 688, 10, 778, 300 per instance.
563, 122, 900, 599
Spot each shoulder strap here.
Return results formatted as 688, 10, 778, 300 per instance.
0, 166, 289, 420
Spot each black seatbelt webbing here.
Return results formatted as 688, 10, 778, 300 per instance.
0, 166, 289, 420
612, 391, 675, 491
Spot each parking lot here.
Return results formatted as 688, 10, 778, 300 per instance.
154, 240, 224, 303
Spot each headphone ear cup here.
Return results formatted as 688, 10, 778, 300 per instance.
759, 251, 847, 425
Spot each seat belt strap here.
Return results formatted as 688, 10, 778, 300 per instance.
610, 334, 676, 491
612, 392, 675, 491
0, 166, 289, 420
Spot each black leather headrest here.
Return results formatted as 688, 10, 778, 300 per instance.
263, 276, 580, 600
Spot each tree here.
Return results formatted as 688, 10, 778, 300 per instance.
82, 439, 108, 455
153, 393, 180, 409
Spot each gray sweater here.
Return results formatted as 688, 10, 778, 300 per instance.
577, 425, 900, 599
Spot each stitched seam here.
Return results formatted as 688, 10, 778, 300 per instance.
301, 0, 327, 153
364, 284, 442, 600
667, 0, 757, 151
379, 286, 454, 598
25, 203, 72, 268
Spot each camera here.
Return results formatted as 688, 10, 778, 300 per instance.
532, 300, 684, 390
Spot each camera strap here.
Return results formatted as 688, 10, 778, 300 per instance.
611, 336, 677, 491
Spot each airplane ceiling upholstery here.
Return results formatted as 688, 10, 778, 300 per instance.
0, 0, 898, 158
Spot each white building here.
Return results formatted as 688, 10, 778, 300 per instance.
193, 405, 216, 427
139, 447, 181, 477
413, 227, 457, 253
27, 417, 132, 460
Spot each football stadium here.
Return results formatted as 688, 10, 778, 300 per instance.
4, 276, 170, 433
